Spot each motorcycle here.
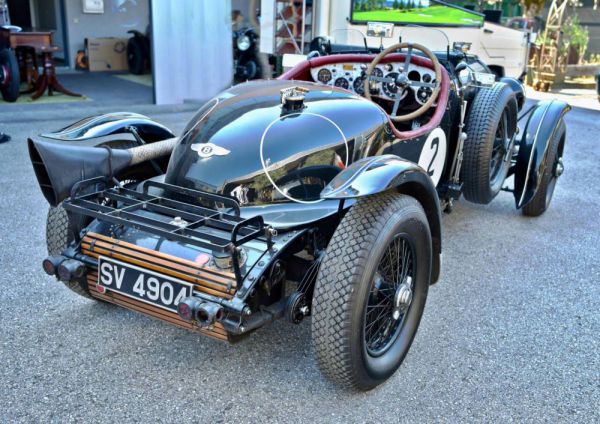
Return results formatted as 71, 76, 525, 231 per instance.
233, 27, 261, 81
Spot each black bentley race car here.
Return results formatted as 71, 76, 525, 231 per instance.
29, 28, 569, 390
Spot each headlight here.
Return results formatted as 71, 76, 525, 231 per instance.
237, 35, 251, 51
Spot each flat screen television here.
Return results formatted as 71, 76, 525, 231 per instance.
350, 0, 484, 28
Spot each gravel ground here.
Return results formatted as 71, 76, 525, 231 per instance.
0, 103, 598, 423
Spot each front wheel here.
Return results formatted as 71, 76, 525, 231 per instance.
311, 192, 432, 390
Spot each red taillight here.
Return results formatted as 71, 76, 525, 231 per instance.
42, 256, 64, 276
178, 302, 192, 320
42, 258, 56, 275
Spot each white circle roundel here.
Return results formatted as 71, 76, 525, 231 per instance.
417, 127, 447, 187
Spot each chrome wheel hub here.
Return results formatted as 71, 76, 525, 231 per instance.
393, 276, 413, 320
555, 158, 564, 177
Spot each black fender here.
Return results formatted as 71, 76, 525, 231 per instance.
321, 154, 442, 283
40, 112, 174, 145
500, 77, 526, 110
514, 100, 570, 209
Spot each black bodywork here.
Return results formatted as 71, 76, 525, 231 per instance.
28, 37, 569, 345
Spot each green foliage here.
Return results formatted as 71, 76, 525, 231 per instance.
393, 0, 400, 9
563, 15, 589, 60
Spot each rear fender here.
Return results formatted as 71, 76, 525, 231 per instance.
514, 100, 570, 209
321, 154, 442, 282
40, 112, 174, 145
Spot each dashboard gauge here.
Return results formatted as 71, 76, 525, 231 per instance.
422, 73, 432, 83
408, 70, 421, 82
372, 67, 384, 78
382, 72, 400, 97
416, 87, 432, 104
353, 76, 365, 95
317, 68, 332, 84
385, 63, 394, 72
416, 79, 436, 104
334, 77, 349, 89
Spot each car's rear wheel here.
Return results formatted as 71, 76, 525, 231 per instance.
461, 83, 518, 204
522, 120, 566, 216
46, 204, 96, 300
311, 192, 431, 390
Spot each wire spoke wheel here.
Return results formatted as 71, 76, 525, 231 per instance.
490, 107, 510, 185
312, 193, 432, 390
364, 235, 415, 357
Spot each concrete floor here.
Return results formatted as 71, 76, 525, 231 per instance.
0, 71, 154, 114
0, 97, 598, 422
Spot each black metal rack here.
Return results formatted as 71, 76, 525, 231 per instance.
63, 177, 271, 282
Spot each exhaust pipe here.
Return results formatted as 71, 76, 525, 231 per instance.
196, 302, 224, 327
177, 297, 224, 327
28, 136, 178, 206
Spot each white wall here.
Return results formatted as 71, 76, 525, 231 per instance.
151, 0, 233, 105
63, 0, 149, 68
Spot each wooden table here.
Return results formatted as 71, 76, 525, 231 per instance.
9, 31, 81, 100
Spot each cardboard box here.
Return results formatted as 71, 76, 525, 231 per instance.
86, 37, 128, 72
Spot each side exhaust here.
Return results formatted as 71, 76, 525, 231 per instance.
28, 136, 178, 206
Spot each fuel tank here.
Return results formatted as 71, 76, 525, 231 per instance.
165, 80, 388, 206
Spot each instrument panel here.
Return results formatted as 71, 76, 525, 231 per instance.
311, 62, 437, 105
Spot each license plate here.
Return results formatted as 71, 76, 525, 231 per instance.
97, 257, 194, 313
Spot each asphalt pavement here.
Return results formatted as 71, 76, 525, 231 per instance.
0, 101, 598, 423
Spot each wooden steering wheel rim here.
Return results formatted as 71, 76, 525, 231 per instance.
363, 42, 442, 122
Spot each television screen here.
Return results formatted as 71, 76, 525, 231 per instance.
350, 0, 484, 27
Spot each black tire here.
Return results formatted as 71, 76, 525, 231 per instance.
127, 37, 145, 75
46, 204, 95, 300
312, 192, 432, 390
0, 48, 20, 102
243, 59, 258, 80
461, 82, 518, 204
522, 120, 566, 216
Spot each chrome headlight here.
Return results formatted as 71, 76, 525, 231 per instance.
237, 35, 251, 51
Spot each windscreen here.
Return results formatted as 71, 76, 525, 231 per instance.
397, 26, 450, 52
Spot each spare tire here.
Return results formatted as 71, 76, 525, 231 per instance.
461, 83, 518, 204
0, 48, 19, 102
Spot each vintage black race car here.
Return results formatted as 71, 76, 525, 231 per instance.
29, 31, 569, 390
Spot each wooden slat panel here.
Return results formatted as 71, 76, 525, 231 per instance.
87, 277, 230, 340
86, 232, 235, 279
82, 239, 235, 287
83, 246, 234, 299
87, 281, 230, 337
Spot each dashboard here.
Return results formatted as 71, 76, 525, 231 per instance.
310, 62, 437, 105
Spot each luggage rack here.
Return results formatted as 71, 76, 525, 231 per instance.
63, 177, 273, 282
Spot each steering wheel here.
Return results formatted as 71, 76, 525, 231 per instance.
363, 42, 442, 122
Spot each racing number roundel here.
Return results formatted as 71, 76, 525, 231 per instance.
417, 127, 447, 187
